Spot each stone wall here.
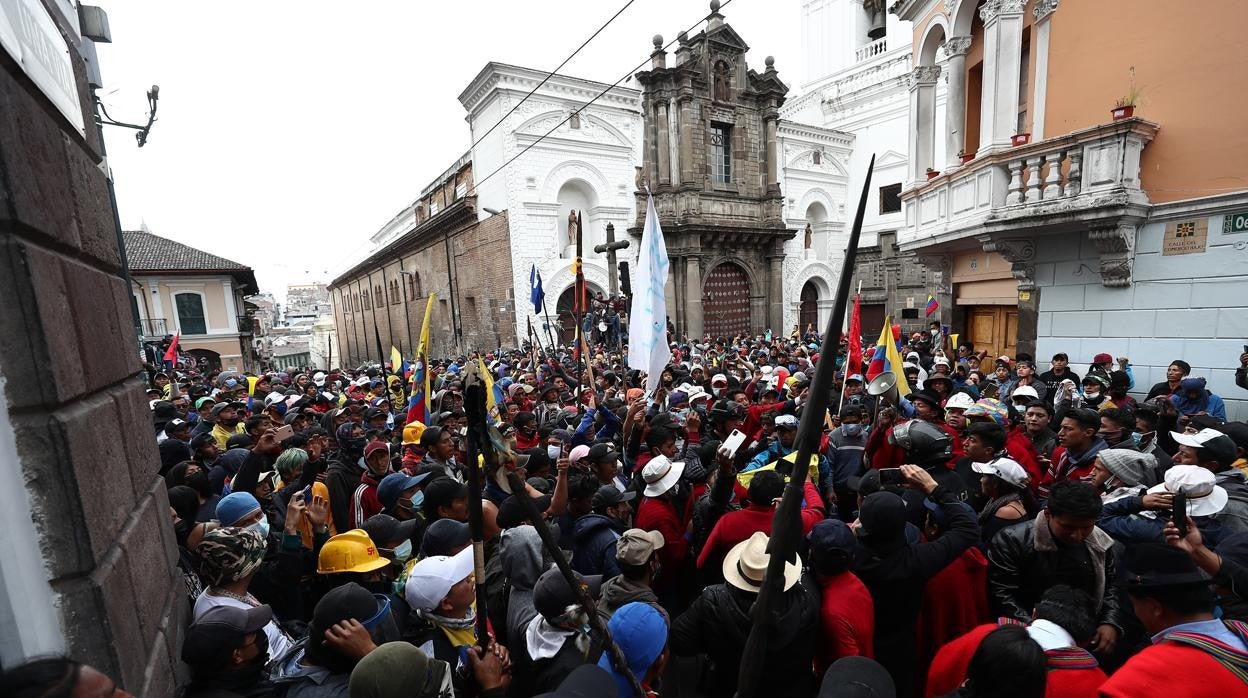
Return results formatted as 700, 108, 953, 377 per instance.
0, 23, 182, 696
1033, 218, 1248, 420
333, 208, 516, 364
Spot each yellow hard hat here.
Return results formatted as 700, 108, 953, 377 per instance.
317, 529, 390, 574
402, 420, 426, 446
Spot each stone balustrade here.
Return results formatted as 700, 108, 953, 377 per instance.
855, 37, 888, 62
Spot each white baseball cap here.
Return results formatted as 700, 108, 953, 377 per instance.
1170, 428, 1232, 449
946, 392, 976, 411
404, 546, 474, 612
641, 456, 685, 497
971, 457, 1030, 489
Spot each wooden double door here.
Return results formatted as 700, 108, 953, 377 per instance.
966, 306, 1018, 359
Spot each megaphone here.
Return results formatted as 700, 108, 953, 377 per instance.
867, 371, 900, 405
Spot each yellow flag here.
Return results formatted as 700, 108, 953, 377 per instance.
390, 346, 403, 375
477, 357, 498, 420
883, 317, 911, 398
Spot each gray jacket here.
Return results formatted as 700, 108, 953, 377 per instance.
269, 640, 350, 698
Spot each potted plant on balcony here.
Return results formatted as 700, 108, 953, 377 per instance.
1112, 67, 1141, 120
1011, 132, 1031, 146
926, 167, 940, 180
958, 149, 974, 165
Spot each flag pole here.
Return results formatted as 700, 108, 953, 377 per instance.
735, 155, 875, 698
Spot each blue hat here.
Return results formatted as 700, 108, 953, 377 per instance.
807, 519, 857, 575
377, 472, 430, 512
597, 602, 667, 696
216, 492, 262, 526
224, 378, 239, 388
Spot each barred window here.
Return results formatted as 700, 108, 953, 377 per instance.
710, 122, 732, 184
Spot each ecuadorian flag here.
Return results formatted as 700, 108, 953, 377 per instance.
865, 319, 912, 397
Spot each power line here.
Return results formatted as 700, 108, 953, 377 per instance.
469, 0, 738, 198
467, 0, 639, 152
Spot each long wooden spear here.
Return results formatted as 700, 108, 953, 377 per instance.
734, 154, 875, 698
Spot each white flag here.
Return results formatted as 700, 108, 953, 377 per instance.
628, 193, 671, 393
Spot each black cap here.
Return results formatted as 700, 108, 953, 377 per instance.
591, 485, 636, 510
908, 389, 944, 411
857, 491, 906, 539
1122, 541, 1210, 589
182, 603, 272, 663
362, 513, 421, 549
847, 468, 882, 495
496, 493, 552, 529
311, 582, 382, 635
419, 519, 472, 557
420, 477, 469, 518
533, 566, 599, 620
818, 656, 895, 698
586, 443, 619, 465
1214, 422, 1248, 451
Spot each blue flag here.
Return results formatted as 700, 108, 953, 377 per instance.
530, 264, 545, 314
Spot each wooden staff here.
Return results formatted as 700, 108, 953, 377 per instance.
462, 365, 492, 648
734, 154, 876, 698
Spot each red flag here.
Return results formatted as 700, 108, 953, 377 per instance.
847, 294, 862, 374
163, 333, 180, 363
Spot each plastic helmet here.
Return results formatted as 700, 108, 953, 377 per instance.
888, 420, 952, 464
945, 392, 977, 411
317, 529, 391, 575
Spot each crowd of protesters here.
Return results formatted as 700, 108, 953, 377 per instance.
4, 325, 1248, 698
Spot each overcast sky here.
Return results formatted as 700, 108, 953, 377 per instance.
97, 0, 801, 303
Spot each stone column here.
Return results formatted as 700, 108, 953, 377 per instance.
764, 108, 780, 195
677, 93, 696, 186
943, 36, 972, 168
908, 65, 941, 181
656, 99, 672, 186
685, 256, 703, 339
981, 0, 1026, 150
767, 255, 785, 332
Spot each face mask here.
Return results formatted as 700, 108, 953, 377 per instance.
391, 539, 413, 563
221, 417, 240, 427
186, 470, 212, 496
842, 423, 863, 437
249, 517, 270, 538
547, 445, 562, 461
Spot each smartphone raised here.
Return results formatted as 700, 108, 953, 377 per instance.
274, 424, 295, 443
722, 429, 748, 457
1172, 489, 1188, 537
879, 468, 905, 486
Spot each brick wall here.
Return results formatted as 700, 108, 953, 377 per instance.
0, 29, 183, 696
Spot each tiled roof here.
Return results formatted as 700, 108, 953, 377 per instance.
123, 230, 251, 272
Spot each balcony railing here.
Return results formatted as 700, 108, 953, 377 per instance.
140, 318, 168, 338
855, 37, 888, 62
900, 117, 1159, 250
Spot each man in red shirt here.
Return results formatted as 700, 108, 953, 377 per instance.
926, 584, 1105, 698
1100, 542, 1248, 697
634, 453, 690, 595
696, 469, 825, 570
808, 519, 874, 675
350, 441, 391, 528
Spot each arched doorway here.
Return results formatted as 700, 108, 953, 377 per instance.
186, 348, 222, 372
799, 281, 819, 333
702, 262, 752, 340
554, 282, 606, 344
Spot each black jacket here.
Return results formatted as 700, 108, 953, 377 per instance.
671, 575, 820, 697
986, 511, 1125, 631
851, 485, 980, 697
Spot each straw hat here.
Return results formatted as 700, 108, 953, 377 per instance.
722, 531, 801, 594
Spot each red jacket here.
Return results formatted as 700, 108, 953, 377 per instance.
916, 547, 991, 690
815, 571, 874, 675
1005, 426, 1044, 490
635, 494, 690, 575
1099, 634, 1248, 698
696, 480, 825, 569
867, 418, 958, 469
350, 472, 383, 528
927, 621, 1106, 698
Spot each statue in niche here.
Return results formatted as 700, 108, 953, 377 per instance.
567, 209, 579, 247
713, 61, 731, 102
804, 223, 813, 250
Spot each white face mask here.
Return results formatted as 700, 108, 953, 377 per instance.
547, 445, 562, 461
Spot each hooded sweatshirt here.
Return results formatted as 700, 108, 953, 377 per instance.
1170, 377, 1227, 420
571, 513, 626, 579
499, 525, 548, 644
598, 575, 668, 624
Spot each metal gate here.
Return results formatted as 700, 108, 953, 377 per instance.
702, 262, 752, 339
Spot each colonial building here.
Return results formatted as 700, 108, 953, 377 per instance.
892, 0, 1248, 418
331, 63, 644, 361
124, 229, 260, 372
786, 0, 947, 340
632, 3, 800, 338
